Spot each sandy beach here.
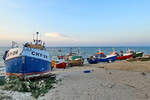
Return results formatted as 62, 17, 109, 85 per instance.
1, 0, 150, 99
1, 61, 150, 100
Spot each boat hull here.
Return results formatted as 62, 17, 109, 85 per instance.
98, 55, 117, 62
87, 55, 117, 64
117, 54, 133, 60
68, 59, 84, 66
4, 47, 51, 77
56, 62, 67, 69
133, 52, 143, 58
87, 58, 98, 64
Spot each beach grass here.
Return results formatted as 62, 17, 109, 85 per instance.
1, 75, 58, 99
0, 78, 6, 86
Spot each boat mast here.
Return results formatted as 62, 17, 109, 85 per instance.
36, 32, 39, 45
70, 48, 73, 55
77, 48, 80, 55
58, 48, 62, 56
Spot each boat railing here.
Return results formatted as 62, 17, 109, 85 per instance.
11, 41, 19, 48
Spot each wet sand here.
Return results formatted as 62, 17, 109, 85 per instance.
1, 61, 150, 100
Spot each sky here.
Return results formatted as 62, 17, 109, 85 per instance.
0, 0, 150, 47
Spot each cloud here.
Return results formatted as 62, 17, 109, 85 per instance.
45, 33, 63, 38
44, 32, 77, 41
43, 32, 80, 46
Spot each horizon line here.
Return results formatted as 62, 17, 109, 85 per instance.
0, 45, 150, 48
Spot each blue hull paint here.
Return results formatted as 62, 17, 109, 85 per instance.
5, 57, 23, 73
5, 56, 51, 74
87, 56, 117, 64
87, 58, 98, 64
98, 56, 117, 62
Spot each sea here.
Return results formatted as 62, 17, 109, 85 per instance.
0, 47, 150, 67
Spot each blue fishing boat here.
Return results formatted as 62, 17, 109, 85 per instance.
87, 49, 117, 64
3, 32, 51, 78
87, 55, 117, 64
97, 55, 117, 62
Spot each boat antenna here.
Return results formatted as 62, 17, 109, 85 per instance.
39, 34, 42, 44
36, 32, 39, 45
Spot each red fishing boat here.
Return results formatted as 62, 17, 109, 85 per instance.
56, 62, 67, 69
55, 56, 67, 69
117, 53, 133, 60
110, 51, 133, 60
55, 49, 67, 69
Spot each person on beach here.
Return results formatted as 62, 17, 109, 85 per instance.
120, 51, 123, 56
51, 60, 55, 71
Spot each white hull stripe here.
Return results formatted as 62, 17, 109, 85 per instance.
5, 47, 51, 62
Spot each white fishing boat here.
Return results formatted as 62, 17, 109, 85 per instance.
3, 32, 51, 78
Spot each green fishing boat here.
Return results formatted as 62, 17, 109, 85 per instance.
133, 52, 144, 58
66, 48, 84, 67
